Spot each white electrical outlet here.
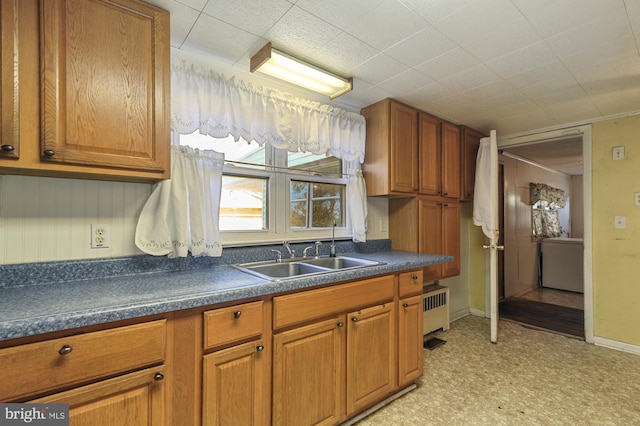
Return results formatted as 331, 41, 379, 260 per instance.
613, 146, 625, 160
614, 216, 626, 229
379, 218, 388, 233
91, 224, 110, 248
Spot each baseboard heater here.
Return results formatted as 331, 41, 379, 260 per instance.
423, 284, 450, 335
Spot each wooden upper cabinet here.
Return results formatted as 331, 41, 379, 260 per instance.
460, 126, 485, 201
0, 0, 20, 160
418, 112, 439, 196
362, 99, 418, 196
441, 121, 461, 199
39, 0, 170, 175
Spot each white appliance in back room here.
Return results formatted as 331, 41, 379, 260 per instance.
541, 238, 584, 293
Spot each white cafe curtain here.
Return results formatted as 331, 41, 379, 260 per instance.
135, 145, 224, 258
169, 59, 368, 243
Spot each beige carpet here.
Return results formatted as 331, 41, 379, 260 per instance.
357, 315, 640, 425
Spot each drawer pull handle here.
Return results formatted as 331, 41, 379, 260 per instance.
233, 311, 241, 319
154, 372, 164, 381
412, 275, 418, 280
256, 345, 264, 352
403, 303, 409, 308
1, 144, 14, 152
43, 150, 55, 157
336, 321, 344, 327
351, 317, 358, 322
58, 345, 73, 355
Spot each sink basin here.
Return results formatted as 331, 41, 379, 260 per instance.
301, 256, 380, 269
233, 256, 385, 281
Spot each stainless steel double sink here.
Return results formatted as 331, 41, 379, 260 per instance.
233, 256, 385, 281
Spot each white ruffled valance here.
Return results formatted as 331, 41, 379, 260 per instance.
171, 60, 367, 163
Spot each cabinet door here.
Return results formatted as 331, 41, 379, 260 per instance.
346, 303, 395, 415
389, 101, 418, 193
203, 340, 266, 426
398, 295, 424, 387
0, 0, 19, 159
273, 317, 343, 426
441, 200, 461, 278
441, 121, 461, 199
40, 0, 169, 174
460, 126, 484, 201
32, 366, 166, 426
419, 197, 442, 282
418, 112, 440, 195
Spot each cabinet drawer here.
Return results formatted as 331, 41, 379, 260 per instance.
0, 320, 166, 401
399, 270, 423, 298
273, 275, 394, 330
204, 301, 263, 350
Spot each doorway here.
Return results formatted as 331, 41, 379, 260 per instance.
496, 126, 592, 340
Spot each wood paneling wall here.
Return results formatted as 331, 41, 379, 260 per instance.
0, 175, 150, 265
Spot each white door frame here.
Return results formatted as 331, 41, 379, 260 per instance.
497, 124, 593, 343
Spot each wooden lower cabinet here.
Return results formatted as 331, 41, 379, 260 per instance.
398, 294, 424, 386
346, 303, 395, 415
203, 340, 266, 426
273, 317, 343, 426
31, 365, 166, 426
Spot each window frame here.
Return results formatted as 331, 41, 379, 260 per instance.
176, 132, 352, 246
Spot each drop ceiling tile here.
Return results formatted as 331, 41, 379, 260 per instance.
295, 0, 385, 31
533, 85, 590, 108
182, 14, 259, 63
202, 0, 292, 36
402, 81, 455, 105
434, 0, 524, 46
145, 0, 200, 48
315, 32, 379, 75
351, 53, 408, 85
590, 87, 640, 116
545, 8, 632, 59
489, 97, 540, 118
384, 26, 457, 67
494, 108, 558, 135
486, 41, 558, 78
414, 47, 480, 81
463, 17, 541, 62
377, 69, 433, 95
519, 0, 626, 38
506, 60, 571, 89
519, 74, 581, 100
264, 6, 342, 61
561, 36, 640, 83
345, 0, 427, 50
544, 99, 602, 124
462, 79, 517, 103
172, 0, 208, 10
441, 64, 501, 93
399, 0, 473, 24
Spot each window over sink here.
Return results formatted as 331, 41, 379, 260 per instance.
179, 131, 349, 245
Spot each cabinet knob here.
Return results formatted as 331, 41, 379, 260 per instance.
1, 145, 14, 152
443, 203, 449, 207
412, 275, 418, 280
403, 303, 409, 308
256, 345, 264, 352
337, 321, 344, 327
58, 344, 73, 355
443, 192, 448, 196
233, 311, 241, 319
154, 372, 164, 381
351, 317, 358, 322
43, 150, 55, 157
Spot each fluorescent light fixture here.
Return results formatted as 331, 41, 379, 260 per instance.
250, 42, 353, 99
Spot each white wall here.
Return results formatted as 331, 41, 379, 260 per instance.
571, 175, 584, 238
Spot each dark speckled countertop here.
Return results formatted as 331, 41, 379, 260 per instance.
0, 240, 452, 342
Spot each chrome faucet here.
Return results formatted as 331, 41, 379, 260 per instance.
303, 241, 323, 258
330, 222, 336, 257
283, 241, 296, 258
271, 249, 283, 263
